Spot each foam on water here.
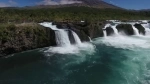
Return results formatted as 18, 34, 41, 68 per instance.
44, 42, 95, 56
93, 34, 150, 84
93, 35, 150, 50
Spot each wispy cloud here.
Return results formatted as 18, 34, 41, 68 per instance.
0, 0, 18, 7
36, 0, 82, 5
109, 0, 118, 6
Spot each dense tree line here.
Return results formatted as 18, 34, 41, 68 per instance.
0, 6, 150, 23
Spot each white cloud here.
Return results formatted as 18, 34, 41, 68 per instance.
0, 0, 18, 7
36, 0, 82, 5
109, 0, 118, 6
109, 1, 114, 4
9, 0, 17, 5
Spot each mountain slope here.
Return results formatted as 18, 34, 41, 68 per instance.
30, 0, 121, 9
77, 0, 120, 8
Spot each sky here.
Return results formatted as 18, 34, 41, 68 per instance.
0, 0, 150, 10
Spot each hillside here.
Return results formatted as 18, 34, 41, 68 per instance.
28, 0, 120, 9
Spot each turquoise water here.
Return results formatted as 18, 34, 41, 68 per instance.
0, 35, 150, 84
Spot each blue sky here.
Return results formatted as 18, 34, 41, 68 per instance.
104, 0, 150, 10
0, 0, 150, 10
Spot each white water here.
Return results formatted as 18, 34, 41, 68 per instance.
40, 22, 71, 46
40, 21, 150, 84
44, 42, 95, 55
141, 23, 149, 29
93, 35, 150, 84
55, 30, 71, 46
111, 24, 119, 35
93, 35, 150, 50
141, 23, 150, 35
131, 25, 140, 35
40, 22, 95, 54
39, 22, 58, 30
88, 36, 92, 42
103, 30, 107, 37
72, 31, 82, 45
103, 24, 110, 37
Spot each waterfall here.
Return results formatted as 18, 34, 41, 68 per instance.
55, 30, 71, 46
40, 22, 71, 46
72, 31, 82, 45
103, 24, 110, 37
88, 36, 92, 42
141, 23, 150, 29
111, 24, 119, 35
131, 25, 139, 35
103, 30, 107, 37
141, 23, 150, 35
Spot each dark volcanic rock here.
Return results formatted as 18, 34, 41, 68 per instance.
81, 22, 105, 39
134, 24, 145, 35
53, 22, 68, 29
55, 22, 90, 42
116, 24, 134, 35
68, 22, 90, 42
106, 27, 114, 36
68, 30, 76, 44
55, 21, 105, 41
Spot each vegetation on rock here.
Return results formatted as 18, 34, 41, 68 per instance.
0, 23, 56, 57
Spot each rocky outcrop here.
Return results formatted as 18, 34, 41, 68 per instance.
54, 21, 105, 41
134, 24, 145, 35
78, 22, 105, 39
116, 24, 134, 35
53, 22, 90, 42
68, 30, 76, 44
0, 23, 56, 57
106, 27, 114, 36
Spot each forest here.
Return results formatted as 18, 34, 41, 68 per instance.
0, 6, 150, 23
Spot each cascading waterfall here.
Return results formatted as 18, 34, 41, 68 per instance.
141, 23, 150, 29
88, 36, 92, 42
39, 22, 95, 54
71, 31, 82, 45
103, 30, 107, 37
141, 23, 150, 35
40, 22, 71, 46
55, 30, 71, 46
131, 24, 140, 35
111, 24, 119, 35
103, 24, 110, 37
